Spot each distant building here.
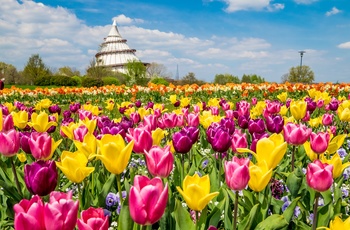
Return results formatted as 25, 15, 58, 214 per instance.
95, 20, 147, 73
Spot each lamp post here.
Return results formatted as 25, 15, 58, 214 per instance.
298, 51, 306, 80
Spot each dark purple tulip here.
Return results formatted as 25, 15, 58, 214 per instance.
206, 123, 232, 153
265, 114, 284, 133
305, 98, 317, 113
97, 116, 113, 130
119, 116, 134, 131
172, 131, 193, 154
119, 107, 127, 114
134, 100, 142, 108
48, 104, 62, 115
1, 105, 9, 116
219, 118, 235, 135
14, 101, 25, 110
62, 117, 74, 124
69, 102, 81, 113
63, 110, 71, 119
145, 102, 154, 110
328, 100, 339, 111
174, 101, 180, 107
285, 99, 291, 108
20, 131, 32, 154
24, 160, 58, 196
182, 126, 199, 144
250, 132, 269, 152
237, 115, 250, 129
248, 119, 266, 134
47, 115, 57, 133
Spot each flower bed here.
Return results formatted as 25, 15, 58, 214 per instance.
1, 82, 350, 230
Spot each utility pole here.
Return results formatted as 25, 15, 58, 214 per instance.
298, 51, 306, 80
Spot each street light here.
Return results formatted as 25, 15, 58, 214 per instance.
298, 51, 306, 79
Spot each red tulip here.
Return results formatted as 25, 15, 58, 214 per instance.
224, 157, 250, 191
129, 175, 168, 226
144, 145, 174, 178
14, 195, 45, 230
77, 207, 109, 230
306, 160, 333, 192
310, 132, 330, 154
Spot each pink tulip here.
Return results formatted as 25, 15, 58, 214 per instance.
221, 102, 231, 111
186, 113, 199, 127
265, 101, 281, 114
143, 114, 158, 131
225, 110, 234, 119
2, 114, 14, 131
283, 122, 311, 146
74, 125, 89, 142
176, 114, 185, 127
306, 160, 333, 192
210, 106, 220, 116
310, 132, 330, 154
231, 130, 248, 152
14, 195, 45, 230
224, 157, 250, 191
0, 129, 20, 157
77, 207, 109, 230
28, 132, 52, 160
144, 145, 174, 178
316, 99, 324, 108
160, 113, 177, 128
126, 127, 153, 154
302, 111, 310, 122
44, 191, 79, 230
78, 110, 93, 120
251, 97, 257, 105
130, 112, 141, 124
193, 105, 200, 113
322, 113, 333, 126
129, 175, 168, 226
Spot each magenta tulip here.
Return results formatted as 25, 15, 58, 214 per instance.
231, 130, 248, 153
73, 125, 89, 142
160, 113, 178, 129
144, 145, 174, 178
126, 127, 153, 154
0, 129, 20, 157
2, 114, 14, 131
322, 113, 333, 126
44, 191, 79, 230
77, 207, 109, 230
24, 160, 58, 196
142, 114, 158, 131
129, 175, 168, 226
306, 160, 333, 192
14, 195, 45, 230
28, 132, 52, 160
224, 157, 250, 191
310, 132, 330, 154
283, 122, 311, 146
186, 113, 200, 127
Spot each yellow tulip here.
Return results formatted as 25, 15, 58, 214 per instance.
11, 110, 29, 130
321, 153, 350, 179
92, 134, 134, 175
4, 102, 16, 113
169, 94, 177, 104
28, 111, 57, 132
79, 117, 97, 134
74, 133, 97, 159
290, 100, 307, 121
325, 216, 350, 230
283, 116, 295, 125
207, 98, 220, 107
308, 117, 322, 128
45, 137, 62, 161
180, 97, 191, 107
277, 92, 288, 102
237, 133, 287, 170
303, 141, 322, 161
248, 161, 273, 192
82, 104, 100, 116
0, 109, 2, 131
105, 98, 115, 111
176, 174, 219, 211
338, 107, 350, 122
60, 122, 79, 140
327, 134, 347, 154
17, 152, 27, 163
279, 105, 289, 116
56, 151, 94, 183
138, 107, 151, 120
152, 128, 166, 146
39, 99, 52, 108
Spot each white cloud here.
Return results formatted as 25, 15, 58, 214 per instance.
326, 7, 341, 17
221, 0, 284, 12
338, 42, 350, 49
294, 0, 318, 4
112, 14, 144, 25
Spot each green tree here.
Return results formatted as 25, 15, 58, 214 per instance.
22, 54, 51, 84
214, 73, 240, 84
86, 59, 111, 79
285, 65, 314, 83
125, 60, 148, 86
147, 62, 171, 79
57, 66, 81, 77
241, 74, 251, 83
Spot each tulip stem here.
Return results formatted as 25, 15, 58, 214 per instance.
217, 152, 222, 187
11, 157, 23, 197
195, 211, 199, 230
312, 192, 320, 230
77, 182, 83, 210
291, 145, 295, 172
233, 190, 239, 230
182, 154, 185, 180
116, 174, 124, 205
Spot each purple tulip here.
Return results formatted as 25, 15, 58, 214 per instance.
172, 130, 193, 154
69, 102, 81, 113
24, 160, 58, 196
248, 118, 266, 134
219, 117, 235, 135
48, 104, 61, 115
134, 100, 142, 108
265, 114, 284, 133
207, 123, 232, 153
237, 115, 250, 129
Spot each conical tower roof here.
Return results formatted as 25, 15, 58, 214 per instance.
95, 20, 144, 73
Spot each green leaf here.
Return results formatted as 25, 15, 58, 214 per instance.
118, 197, 134, 230
172, 199, 195, 230
283, 197, 301, 223
97, 173, 116, 207
255, 214, 288, 230
317, 202, 333, 228
286, 168, 303, 198
238, 203, 259, 230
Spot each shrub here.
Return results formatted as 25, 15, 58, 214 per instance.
102, 77, 120, 86
81, 77, 104, 87
71, 76, 82, 86
34, 75, 52, 86
150, 77, 169, 86
53, 75, 79, 86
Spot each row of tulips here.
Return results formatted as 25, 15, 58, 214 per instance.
1, 85, 350, 230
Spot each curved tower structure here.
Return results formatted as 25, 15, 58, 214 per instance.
95, 20, 145, 73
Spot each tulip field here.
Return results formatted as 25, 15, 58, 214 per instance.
1, 82, 350, 230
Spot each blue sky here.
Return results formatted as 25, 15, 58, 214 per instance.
0, 0, 349, 83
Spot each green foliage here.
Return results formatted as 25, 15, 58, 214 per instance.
150, 77, 169, 86
22, 54, 51, 84
214, 73, 240, 84
0, 62, 20, 85
125, 60, 148, 86
283, 65, 315, 83
102, 77, 120, 86
81, 77, 104, 87
33, 75, 79, 86
71, 76, 82, 86
241, 74, 266, 83
56, 66, 80, 77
